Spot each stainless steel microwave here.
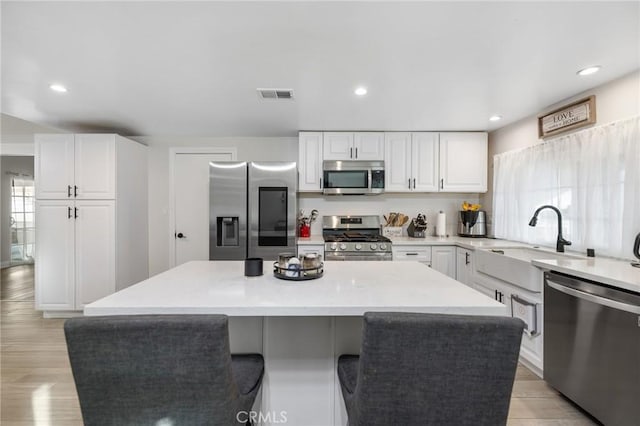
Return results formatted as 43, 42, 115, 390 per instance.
322, 160, 385, 195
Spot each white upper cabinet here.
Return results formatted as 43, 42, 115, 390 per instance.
323, 132, 383, 161
35, 134, 75, 199
439, 132, 488, 192
35, 134, 116, 199
74, 134, 116, 199
384, 132, 412, 191
298, 132, 324, 192
353, 132, 384, 160
384, 132, 439, 192
411, 133, 440, 191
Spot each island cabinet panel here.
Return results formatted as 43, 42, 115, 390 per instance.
263, 317, 335, 426
439, 132, 488, 192
298, 132, 323, 192
35, 134, 148, 313
431, 246, 457, 279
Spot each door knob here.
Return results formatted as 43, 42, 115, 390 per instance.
176, 232, 186, 239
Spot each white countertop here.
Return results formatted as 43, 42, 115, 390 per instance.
85, 261, 506, 317
296, 236, 324, 245
532, 258, 640, 294
389, 236, 529, 250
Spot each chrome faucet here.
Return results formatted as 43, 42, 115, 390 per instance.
528, 205, 572, 253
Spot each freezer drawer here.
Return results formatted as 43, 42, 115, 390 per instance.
544, 271, 640, 426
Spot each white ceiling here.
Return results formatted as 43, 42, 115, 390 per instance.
2, 1, 639, 137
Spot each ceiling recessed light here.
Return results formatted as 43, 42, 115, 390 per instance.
354, 87, 367, 96
489, 115, 502, 122
49, 83, 68, 93
577, 66, 601, 76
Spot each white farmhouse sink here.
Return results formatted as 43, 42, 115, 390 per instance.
475, 247, 583, 292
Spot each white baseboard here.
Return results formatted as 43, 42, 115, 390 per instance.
42, 311, 83, 319
1, 261, 12, 269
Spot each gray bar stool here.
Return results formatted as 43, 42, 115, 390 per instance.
65, 315, 264, 426
338, 312, 525, 426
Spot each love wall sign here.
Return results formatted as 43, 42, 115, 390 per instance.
538, 96, 596, 138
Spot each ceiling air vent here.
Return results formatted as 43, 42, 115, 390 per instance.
257, 88, 294, 100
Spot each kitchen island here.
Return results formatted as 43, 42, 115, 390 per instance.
85, 261, 506, 426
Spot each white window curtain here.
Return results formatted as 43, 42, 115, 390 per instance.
493, 116, 640, 260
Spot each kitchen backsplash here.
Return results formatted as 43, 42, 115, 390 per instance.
298, 192, 483, 237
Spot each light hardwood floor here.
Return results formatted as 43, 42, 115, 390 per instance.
1, 265, 598, 425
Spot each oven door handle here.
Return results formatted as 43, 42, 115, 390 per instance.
547, 280, 640, 314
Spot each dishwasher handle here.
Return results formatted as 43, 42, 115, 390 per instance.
546, 279, 640, 314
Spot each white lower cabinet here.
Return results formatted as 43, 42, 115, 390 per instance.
36, 200, 115, 310
297, 244, 325, 260
474, 272, 543, 376
34, 201, 75, 310
392, 246, 432, 265
455, 247, 474, 286
431, 246, 456, 279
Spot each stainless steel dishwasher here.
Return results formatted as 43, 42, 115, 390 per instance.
544, 271, 640, 426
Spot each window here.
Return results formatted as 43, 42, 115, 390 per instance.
10, 176, 35, 265
493, 117, 639, 259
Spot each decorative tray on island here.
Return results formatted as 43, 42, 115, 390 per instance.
273, 262, 324, 281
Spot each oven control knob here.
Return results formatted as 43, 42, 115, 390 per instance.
370, 244, 378, 250
330, 243, 338, 250
379, 243, 387, 250
355, 244, 362, 251
339, 244, 347, 251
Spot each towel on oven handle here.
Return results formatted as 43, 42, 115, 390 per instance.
511, 294, 539, 336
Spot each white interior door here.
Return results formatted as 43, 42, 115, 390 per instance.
173, 151, 235, 266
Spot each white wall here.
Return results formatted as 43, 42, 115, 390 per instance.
0, 156, 34, 267
299, 192, 480, 238
482, 70, 640, 225
132, 136, 298, 276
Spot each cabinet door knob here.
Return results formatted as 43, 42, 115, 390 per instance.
68, 207, 72, 219
408, 179, 411, 189
413, 178, 416, 189
440, 178, 444, 189
350, 147, 353, 158
74, 207, 78, 219
176, 232, 186, 239
74, 185, 78, 197
465, 252, 470, 265
68, 185, 72, 198
355, 148, 358, 158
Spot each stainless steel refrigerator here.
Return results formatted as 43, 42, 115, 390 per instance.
209, 161, 297, 260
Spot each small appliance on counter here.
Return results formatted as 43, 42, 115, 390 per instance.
458, 210, 487, 237
407, 214, 428, 238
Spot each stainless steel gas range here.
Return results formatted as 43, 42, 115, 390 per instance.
322, 215, 392, 261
